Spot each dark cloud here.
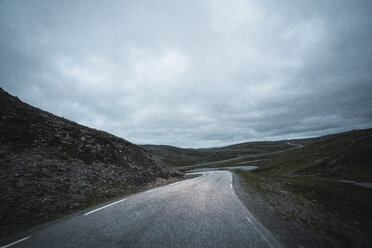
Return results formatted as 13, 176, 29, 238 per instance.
1, 0, 371, 147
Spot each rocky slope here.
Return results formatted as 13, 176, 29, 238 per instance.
0, 88, 182, 235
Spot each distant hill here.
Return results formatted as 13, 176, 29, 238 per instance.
0, 88, 182, 235
141, 128, 372, 179
253, 128, 372, 181
140, 141, 297, 168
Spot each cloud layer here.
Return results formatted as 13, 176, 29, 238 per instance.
1, 0, 372, 147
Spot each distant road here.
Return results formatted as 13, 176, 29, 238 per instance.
286, 142, 304, 148
1, 171, 282, 248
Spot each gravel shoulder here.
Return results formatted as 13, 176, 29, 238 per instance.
233, 171, 372, 248
232, 172, 335, 248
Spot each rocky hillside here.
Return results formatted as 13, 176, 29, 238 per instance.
0, 88, 182, 235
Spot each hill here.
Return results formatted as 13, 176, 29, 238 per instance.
140, 140, 297, 168
252, 128, 372, 180
0, 88, 182, 235
235, 128, 372, 247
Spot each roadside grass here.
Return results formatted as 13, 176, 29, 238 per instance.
235, 170, 372, 247
230, 129, 372, 246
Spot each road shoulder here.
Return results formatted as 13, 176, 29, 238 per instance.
232, 172, 330, 248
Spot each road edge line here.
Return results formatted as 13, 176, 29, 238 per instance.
1, 237, 30, 248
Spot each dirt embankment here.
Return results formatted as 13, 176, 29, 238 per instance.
0, 88, 183, 236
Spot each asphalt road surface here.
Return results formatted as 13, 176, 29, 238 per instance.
1, 171, 282, 248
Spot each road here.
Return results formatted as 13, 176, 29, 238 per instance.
1, 171, 282, 248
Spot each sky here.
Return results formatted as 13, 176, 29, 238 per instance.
1, 0, 372, 148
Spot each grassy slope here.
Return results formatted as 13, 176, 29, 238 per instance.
235, 128, 372, 247
254, 128, 372, 181
140, 141, 295, 168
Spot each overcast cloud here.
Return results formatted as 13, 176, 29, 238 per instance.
1, 0, 371, 147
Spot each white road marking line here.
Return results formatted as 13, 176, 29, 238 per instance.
145, 188, 157, 194
230, 183, 233, 189
245, 217, 275, 248
84, 198, 126, 216
1, 237, 30, 248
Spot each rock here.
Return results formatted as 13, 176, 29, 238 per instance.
16, 181, 25, 188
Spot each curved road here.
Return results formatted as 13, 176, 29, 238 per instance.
1, 171, 282, 248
